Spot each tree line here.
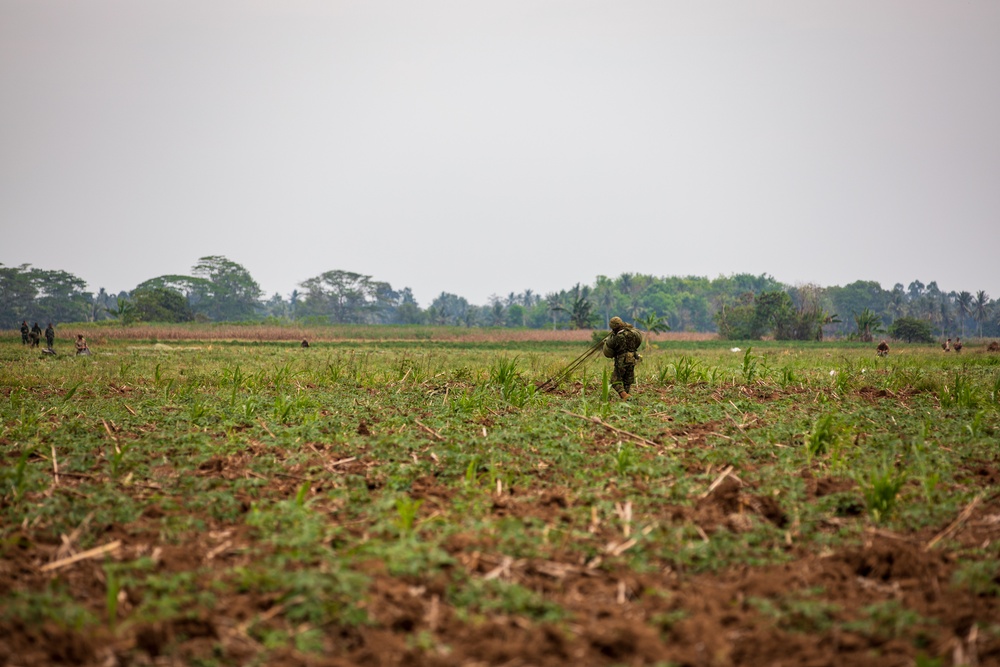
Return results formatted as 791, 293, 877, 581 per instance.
2, 258, 998, 340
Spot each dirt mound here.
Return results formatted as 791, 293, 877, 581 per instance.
692, 474, 789, 533
0, 621, 98, 666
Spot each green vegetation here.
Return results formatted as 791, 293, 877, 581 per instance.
1, 331, 999, 665
5, 260, 999, 340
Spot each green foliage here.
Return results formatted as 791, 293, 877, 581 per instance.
1, 263, 92, 324
844, 600, 931, 640
450, 577, 565, 621
394, 496, 423, 536
130, 287, 194, 323
741, 347, 759, 383
951, 559, 1000, 596
716, 290, 834, 340
4, 447, 36, 502
551, 283, 596, 329
858, 457, 907, 524
888, 317, 935, 343
612, 442, 637, 476
853, 308, 884, 343
806, 413, 842, 458
4, 333, 1000, 665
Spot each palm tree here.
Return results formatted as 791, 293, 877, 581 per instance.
888, 288, 907, 321
545, 294, 563, 330
593, 276, 616, 326
853, 308, 883, 343
636, 312, 670, 349
955, 291, 973, 337
553, 284, 595, 329
973, 291, 990, 338
939, 298, 953, 337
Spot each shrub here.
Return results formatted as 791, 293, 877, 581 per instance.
888, 317, 934, 343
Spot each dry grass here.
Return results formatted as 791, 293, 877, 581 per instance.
10, 323, 718, 344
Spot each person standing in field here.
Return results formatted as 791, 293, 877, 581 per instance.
29, 322, 42, 348
20, 320, 30, 345
876, 340, 889, 357
44, 323, 55, 350
603, 316, 643, 400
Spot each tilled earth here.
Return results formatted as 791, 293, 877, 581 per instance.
2, 444, 999, 667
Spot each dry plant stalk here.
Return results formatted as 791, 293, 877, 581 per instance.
561, 410, 661, 448
699, 465, 735, 499
925, 494, 983, 551
41, 540, 121, 572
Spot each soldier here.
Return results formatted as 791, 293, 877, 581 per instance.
954, 337, 963, 354
29, 322, 42, 348
75, 334, 90, 356
45, 323, 55, 350
20, 320, 29, 345
876, 340, 889, 357
602, 316, 643, 400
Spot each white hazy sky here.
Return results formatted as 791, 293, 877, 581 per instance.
2, 1, 998, 307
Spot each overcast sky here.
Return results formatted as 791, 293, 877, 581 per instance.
2, 1, 998, 307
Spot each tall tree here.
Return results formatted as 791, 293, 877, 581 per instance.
191, 256, 263, 321
553, 284, 596, 329
954, 291, 973, 337
298, 270, 399, 324
0, 265, 92, 324
853, 308, 883, 343
131, 287, 194, 323
973, 291, 990, 338
0, 263, 40, 324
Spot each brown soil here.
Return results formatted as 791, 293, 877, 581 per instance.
3, 451, 1000, 667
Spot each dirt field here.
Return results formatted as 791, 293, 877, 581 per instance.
2, 337, 998, 666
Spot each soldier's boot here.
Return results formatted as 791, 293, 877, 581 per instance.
618, 390, 631, 400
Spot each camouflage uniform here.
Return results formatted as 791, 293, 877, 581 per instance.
20, 321, 29, 345
29, 323, 42, 348
45, 324, 55, 349
603, 317, 643, 399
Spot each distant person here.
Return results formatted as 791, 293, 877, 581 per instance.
876, 340, 889, 357
29, 322, 42, 348
942, 338, 951, 352
20, 320, 29, 345
301, 339, 309, 348
603, 316, 643, 400
44, 323, 55, 350
75, 334, 90, 356
954, 337, 963, 354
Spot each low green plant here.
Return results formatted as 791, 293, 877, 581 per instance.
859, 456, 907, 524
741, 347, 758, 384
6, 447, 35, 501
806, 413, 841, 458
940, 373, 978, 410
908, 427, 941, 502
951, 559, 1000, 596
778, 366, 796, 389
844, 599, 930, 640
105, 566, 121, 628
395, 495, 423, 536
613, 442, 636, 476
